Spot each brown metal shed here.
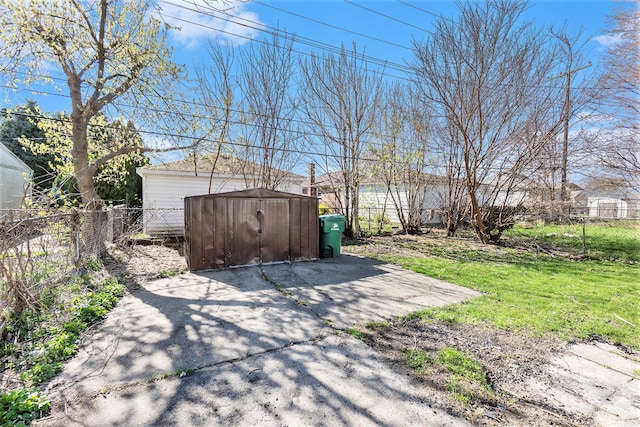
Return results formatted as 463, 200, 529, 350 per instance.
184, 188, 319, 271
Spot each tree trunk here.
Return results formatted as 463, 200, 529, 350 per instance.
71, 110, 106, 257
468, 192, 490, 244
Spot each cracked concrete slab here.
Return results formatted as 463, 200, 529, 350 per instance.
52, 334, 466, 426
39, 255, 478, 426
264, 255, 481, 328
521, 341, 640, 426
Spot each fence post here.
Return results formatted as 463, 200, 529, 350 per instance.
71, 209, 81, 269
582, 217, 587, 256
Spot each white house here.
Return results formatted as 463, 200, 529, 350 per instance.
311, 172, 449, 225
0, 141, 32, 214
587, 191, 640, 219
137, 156, 306, 235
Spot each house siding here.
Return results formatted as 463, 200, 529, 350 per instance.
358, 184, 445, 225
588, 197, 634, 218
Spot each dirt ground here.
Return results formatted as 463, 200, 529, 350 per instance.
106, 241, 636, 427
362, 318, 587, 426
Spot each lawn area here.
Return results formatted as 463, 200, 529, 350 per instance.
344, 220, 640, 350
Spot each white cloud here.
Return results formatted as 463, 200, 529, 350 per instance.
592, 33, 623, 51
154, 0, 263, 49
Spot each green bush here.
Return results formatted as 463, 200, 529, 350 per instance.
16, 277, 124, 386
373, 212, 390, 225
0, 389, 50, 426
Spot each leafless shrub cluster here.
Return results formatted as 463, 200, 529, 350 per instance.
0, 210, 78, 332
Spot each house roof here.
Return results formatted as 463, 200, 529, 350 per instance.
0, 141, 33, 174
138, 155, 305, 180
587, 189, 640, 200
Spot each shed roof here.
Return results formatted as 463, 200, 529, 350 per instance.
186, 188, 315, 201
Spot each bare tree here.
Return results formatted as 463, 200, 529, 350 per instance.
235, 30, 302, 190
193, 42, 237, 193
301, 43, 384, 237
370, 82, 432, 234
433, 119, 470, 237
412, 0, 568, 243
587, 5, 640, 190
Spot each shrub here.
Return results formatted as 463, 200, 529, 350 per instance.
0, 389, 50, 426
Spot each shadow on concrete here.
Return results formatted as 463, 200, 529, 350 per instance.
43, 253, 474, 426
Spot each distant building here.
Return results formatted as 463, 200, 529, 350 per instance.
587, 190, 640, 219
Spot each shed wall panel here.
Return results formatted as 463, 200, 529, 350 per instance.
261, 199, 290, 263
290, 198, 301, 260
212, 198, 227, 268
228, 198, 261, 267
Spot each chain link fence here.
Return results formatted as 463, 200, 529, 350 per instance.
2, 203, 636, 325
0, 206, 192, 333
319, 203, 639, 235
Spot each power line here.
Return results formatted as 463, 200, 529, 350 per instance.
158, 0, 411, 74
252, 0, 413, 52
344, 0, 432, 34
4, 108, 593, 173
158, 1, 596, 91
395, 0, 455, 23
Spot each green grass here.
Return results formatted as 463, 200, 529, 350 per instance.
1, 272, 124, 424
504, 220, 640, 262
405, 348, 434, 371
346, 222, 640, 350
345, 327, 370, 341
364, 320, 390, 330
404, 347, 492, 405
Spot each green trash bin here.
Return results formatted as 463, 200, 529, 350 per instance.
319, 214, 346, 258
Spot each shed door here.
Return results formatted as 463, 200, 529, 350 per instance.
260, 199, 290, 263
227, 198, 290, 266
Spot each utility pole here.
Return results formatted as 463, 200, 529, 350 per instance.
553, 61, 592, 214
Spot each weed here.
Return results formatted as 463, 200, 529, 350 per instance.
405, 346, 492, 405
345, 327, 370, 341
364, 320, 389, 330
147, 368, 193, 383
0, 389, 50, 426
437, 348, 490, 390
404, 348, 434, 371
154, 269, 183, 279
260, 270, 293, 297
445, 378, 473, 405
19, 362, 63, 384
11, 277, 124, 387
82, 257, 103, 272
634, 369, 640, 380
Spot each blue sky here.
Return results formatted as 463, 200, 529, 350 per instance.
160, 0, 622, 75
5, 0, 629, 114
2, 0, 634, 174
